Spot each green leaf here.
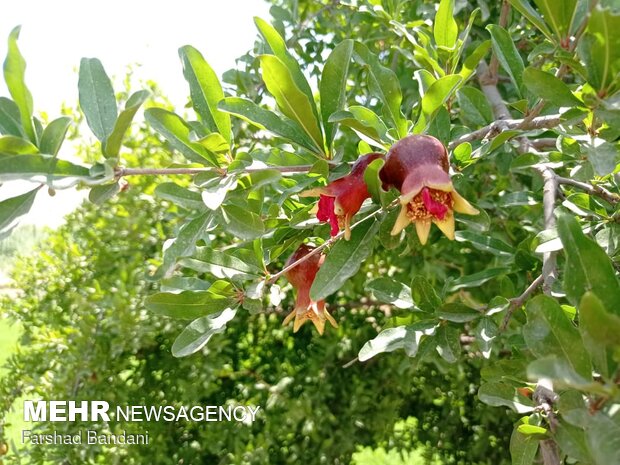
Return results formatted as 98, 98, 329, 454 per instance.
523, 67, 583, 107
102, 90, 149, 158
413, 74, 462, 133
200, 175, 238, 210
558, 213, 620, 314
435, 325, 460, 363
365, 277, 416, 309
310, 215, 380, 301
151, 212, 213, 280
195, 133, 230, 154
487, 25, 525, 96
449, 267, 510, 291
434, 0, 458, 49
179, 46, 231, 144
259, 55, 324, 152
455, 230, 515, 257
179, 247, 260, 281
436, 303, 482, 322
586, 412, 620, 465
363, 157, 387, 205
172, 307, 237, 357
0, 187, 38, 233
475, 317, 498, 358
527, 356, 605, 394
533, 0, 578, 42
254, 17, 319, 123
516, 424, 547, 436
478, 382, 536, 413
554, 421, 592, 464
320, 39, 353, 148
457, 86, 493, 127
579, 291, 620, 378
358, 320, 439, 361
459, 40, 492, 81
218, 205, 265, 240
40, 117, 71, 156
508, 0, 554, 42
353, 42, 407, 137
411, 276, 441, 313
0, 154, 90, 183
145, 282, 236, 320
510, 426, 539, 465
144, 108, 217, 166
523, 295, 592, 379
0, 135, 38, 154
328, 107, 389, 147
218, 97, 321, 154
88, 182, 120, 205
0, 97, 26, 138
78, 57, 117, 142
583, 138, 618, 176
3, 26, 35, 143
154, 182, 204, 210
578, 5, 620, 95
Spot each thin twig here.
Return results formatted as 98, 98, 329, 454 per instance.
556, 176, 620, 205
266, 200, 399, 285
536, 166, 558, 294
448, 113, 562, 149
115, 165, 317, 177
500, 274, 544, 331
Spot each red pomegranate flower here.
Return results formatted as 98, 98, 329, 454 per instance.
302, 153, 384, 240
380, 135, 479, 244
282, 243, 337, 335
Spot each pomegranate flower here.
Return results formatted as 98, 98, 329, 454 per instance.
380, 135, 479, 245
282, 243, 337, 335
302, 153, 384, 240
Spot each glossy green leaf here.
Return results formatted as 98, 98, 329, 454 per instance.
586, 412, 620, 465
487, 25, 525, 96
363, 157, 387, 205
218, 205, 265, 240
88, 182, 120, 205
78, 57, 117, 142
435, 325, 460, 363
0, 154, 90, 182
40, 116, 71, 156
523, 67, 583, 107
179, 46, 231, 144
510, 426, 539, 465
455, 230, 515, 257
0, 135, 38, 154
151, 212, 213, 280
154, 182, 204, 210
457, 86, 493, 127
411, 276, 441, 313
533, 0, 578, 41
103, 90, 149, 157
145, 108, 217, 166
523, 295, 592, 379
310, 216, 380, 301
146, 285, 236, 320
0, 187, 38, 233
478, 382, 535, 413
578, 5, 620, 94
434, 0, 458, 49
328, 107, 389, 147
320, 39, 353, 148
459, 40, 492, 81
414, 74, 462, 133
218, 97, 320, 154
449, 267, 510, 291
254, 17, 318, 122
508, 0, 554, 41
179, 247, 260, 281
353, 42, 407, 137
437, 303, 482, 322
359, 320, 439, 361
554, 421, 592, 464
195, 133, 229, 154
172, 307, 237, 357
366, 277, 416, 309
475, 317, 498, 358
0, 97, 25, 138
259, 54, 324, 152
3, 26, 35, 143
527, 356, 605, 393
558, 213, 620, 314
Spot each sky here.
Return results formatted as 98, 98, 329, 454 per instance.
0, 0, 270, 227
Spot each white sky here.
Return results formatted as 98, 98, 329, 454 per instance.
0, 0, 270, 227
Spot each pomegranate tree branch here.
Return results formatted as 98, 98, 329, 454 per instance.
556, 176, 620, 205
115, 165, 317, 178
500, 274, 544, 331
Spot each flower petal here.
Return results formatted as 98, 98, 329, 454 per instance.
421, 187, 449, 220
391, 205, 410, 236
433, 214, 455, 240
317, 195, 339, 236
400, 164, 452, 203
452, 191, 480, 215
415, 220, 432, 245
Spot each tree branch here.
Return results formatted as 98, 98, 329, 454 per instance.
556, 176, 620, 205
115, 165, 318, 177
265, 200, 399, 285
500, 274, 544, 331
535, 166, 558, 294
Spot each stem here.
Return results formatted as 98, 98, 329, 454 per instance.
115, 165, 317, 177
536, 165, 558, 294
500, 274, 544, 331
266, 200, 399, 285
556, 176, 620, 205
